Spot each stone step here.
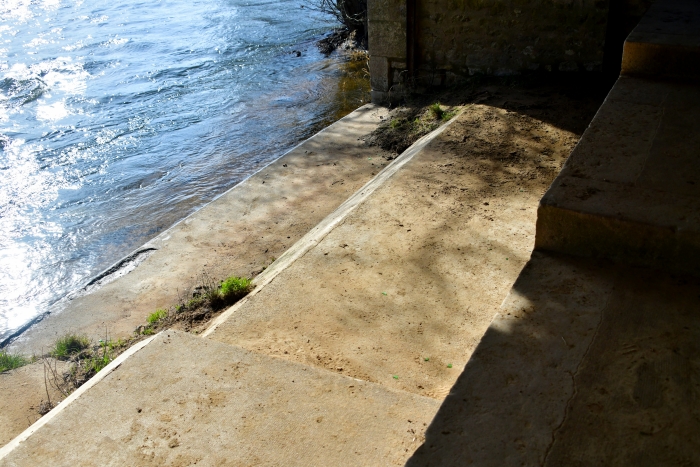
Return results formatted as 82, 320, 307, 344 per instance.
536, 76, 700, 274
622, 0, 700, 80
0, 331, 440, 466
203, 104, 581, 400
405, 251, 700, 466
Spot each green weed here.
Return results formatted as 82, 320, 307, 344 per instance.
207, 275, 251, 310
147, 308, 168, 325
107, 338, 127, 351
219, 276, 253, 302
429, 102, 444, 120
0, 351, 29, 372
51, 334, 90, 360
186, 297, 204, 309
84, 341, 113, 374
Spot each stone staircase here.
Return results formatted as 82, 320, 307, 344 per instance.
2, 1, 699, 465
0, 88, 574, 465
537, 0, 700, 276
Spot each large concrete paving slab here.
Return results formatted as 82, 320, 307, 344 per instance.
206, 103, 583, 399
8, 104, 390, 355
0, 330, 440, 467
536, 75, 700, 274
405, 251, 700, 466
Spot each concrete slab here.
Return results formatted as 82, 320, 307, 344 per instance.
405, 251, 700, 466
0, 331, 440, 467
537, 76, 700, 274
8, 104, 390, 355
207, 104, 583, 399
622, 0, 700, 79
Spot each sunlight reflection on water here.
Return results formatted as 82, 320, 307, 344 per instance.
0, 0, 369, 341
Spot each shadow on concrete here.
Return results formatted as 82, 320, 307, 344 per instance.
404, 251, 700, 466
404, 73, 613, 137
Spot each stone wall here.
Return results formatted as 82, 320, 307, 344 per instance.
367, 0, 408, 103
368, 0, 621, 103
416, 0, 609, 77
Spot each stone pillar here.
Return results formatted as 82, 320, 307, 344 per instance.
367, 0, 407, 104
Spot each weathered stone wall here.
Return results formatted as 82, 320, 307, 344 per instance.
415, 0, 609, 79
367, 0, 655, 103
368, 0, 618, 103
367, 0, 408, 103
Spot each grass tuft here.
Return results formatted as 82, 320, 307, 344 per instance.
441, 110, 456, 121
51, 334, 90, 360
147, 308, 168, 325
220, 276, 253, 301
204, 276, 253, 310
429, 102, 444, 120
84, 342, 113, 374
0, 350, 29, 373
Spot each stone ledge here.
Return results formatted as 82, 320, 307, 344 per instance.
622, 0, 700, 79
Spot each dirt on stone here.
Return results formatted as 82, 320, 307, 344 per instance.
144, 279, 255, 335
364, 105, 454, 155
207, 75, 611, 400
366, 74, 611, 156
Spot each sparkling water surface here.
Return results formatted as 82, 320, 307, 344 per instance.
0, 0, 363, 342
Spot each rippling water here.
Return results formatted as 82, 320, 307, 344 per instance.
0, 0, 368, 342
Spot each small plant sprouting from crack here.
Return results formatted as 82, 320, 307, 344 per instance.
135, 273, 254, 336
32, 271, 254, 419
429, 102, 444, 120
37, 330, 129, 415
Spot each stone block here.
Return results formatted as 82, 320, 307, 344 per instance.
370, 90, 389, 104
368, 21, 406, 59
369, 55, 390, 91
368, 0, 406, 22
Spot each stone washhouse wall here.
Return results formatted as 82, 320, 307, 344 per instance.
367, 0, 652, 103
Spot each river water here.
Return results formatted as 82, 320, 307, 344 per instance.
0, 0, 368, 343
